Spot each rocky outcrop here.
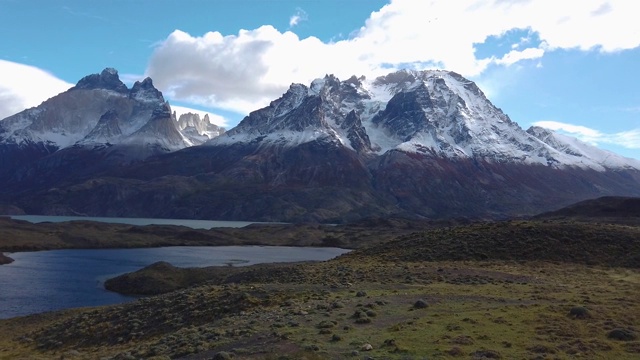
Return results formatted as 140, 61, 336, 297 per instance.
72, 68, 128, 94
176, 112, 225, 145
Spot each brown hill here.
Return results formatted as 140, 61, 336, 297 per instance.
534, 196, 640, 224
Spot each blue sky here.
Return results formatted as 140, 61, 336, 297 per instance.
1, 0, 639, 159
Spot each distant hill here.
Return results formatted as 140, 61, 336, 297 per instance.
353, 220, 640, 268
534, 196, 640, 224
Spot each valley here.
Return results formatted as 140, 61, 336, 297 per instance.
0, 198, 639, 359
1, 67, 639, 359
3, 0, 640, 358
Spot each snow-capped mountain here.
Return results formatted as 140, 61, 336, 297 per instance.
213, 69, 640, 171
2, 69, 639, 222
0, 68, 191, 151
0, 68, 226, 194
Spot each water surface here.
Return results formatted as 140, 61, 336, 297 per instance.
0, 246, 349, 319
10, 215, 272, 229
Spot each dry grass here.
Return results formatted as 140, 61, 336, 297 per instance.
1, 259, 639, 359
1, 218, 639, 359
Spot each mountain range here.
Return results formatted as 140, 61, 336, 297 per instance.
1, 68, 639, 222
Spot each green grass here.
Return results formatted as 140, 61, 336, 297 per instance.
1, 218, 639, 359
2, 259, 638, 359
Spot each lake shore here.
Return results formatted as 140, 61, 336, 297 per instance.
0, 216, 443, 260
0, 252, 13, 264
1, 215, 640, 358
2, 200, 639, 358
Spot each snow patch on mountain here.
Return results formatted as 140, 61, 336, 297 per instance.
527, 126, 640, 170
214, 127, 338, 148
0, 68, 218, 154
210, 69, 639, 171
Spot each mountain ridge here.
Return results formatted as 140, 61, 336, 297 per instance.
210, 69, 640, 171
1, 68, 639, 222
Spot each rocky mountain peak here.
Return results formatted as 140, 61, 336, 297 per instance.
373, 69, 417, 86
130, 77, 164, 103
0, 67, 214, 154
309, 74, 341, 95
176, 112, 225, 145
372, 81, 433, 141
526, 126, 553, 139
217, 73, 374, 151
2, 68, 640, 223
342, 110, 371, 152
123, 102, 188, 150
79, 109, 123, 144
73, 68, 128, 94
344, 75, 365, 87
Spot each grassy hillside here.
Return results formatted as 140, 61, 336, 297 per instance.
1, 218, 639, 359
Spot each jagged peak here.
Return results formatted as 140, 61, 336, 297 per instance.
272, 83, 307, 103
372, 69, 418, 87
369, 69, 475, 92
526, 126, 553, 138
210, 68, 640, 171
344, 75, 365, 87
130, 77, 164, 103
151, 102, 172, 119
131, 77, 154, 90
72, 68, 128, 94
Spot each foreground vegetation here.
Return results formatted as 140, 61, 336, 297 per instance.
1, 257, 639, 359
1, 198, 639, 359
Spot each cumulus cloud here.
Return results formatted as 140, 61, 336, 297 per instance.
289, 8, 308, 28
534, 120, 640, 149
0, 60, 72, 120
494, 47, 545, 66
145, 0, 640, 114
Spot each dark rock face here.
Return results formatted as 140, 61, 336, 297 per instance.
0, 141, 58, 185
373, 82, 433, 141
130, 77, 164, 102
342, 110, 371, 153
84, 109, 123, 142
73, 68, 128, 94
6, 136, 390, 222
374, 150, 640, 219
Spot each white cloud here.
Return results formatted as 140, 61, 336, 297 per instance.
0, 60, 72, 120
146, 0, 640, 116
119, 72, 146, 87
494, 47, 545, 66
0, 60, 234, 129
534, 120, 640, 149
289, 8, 308, 28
